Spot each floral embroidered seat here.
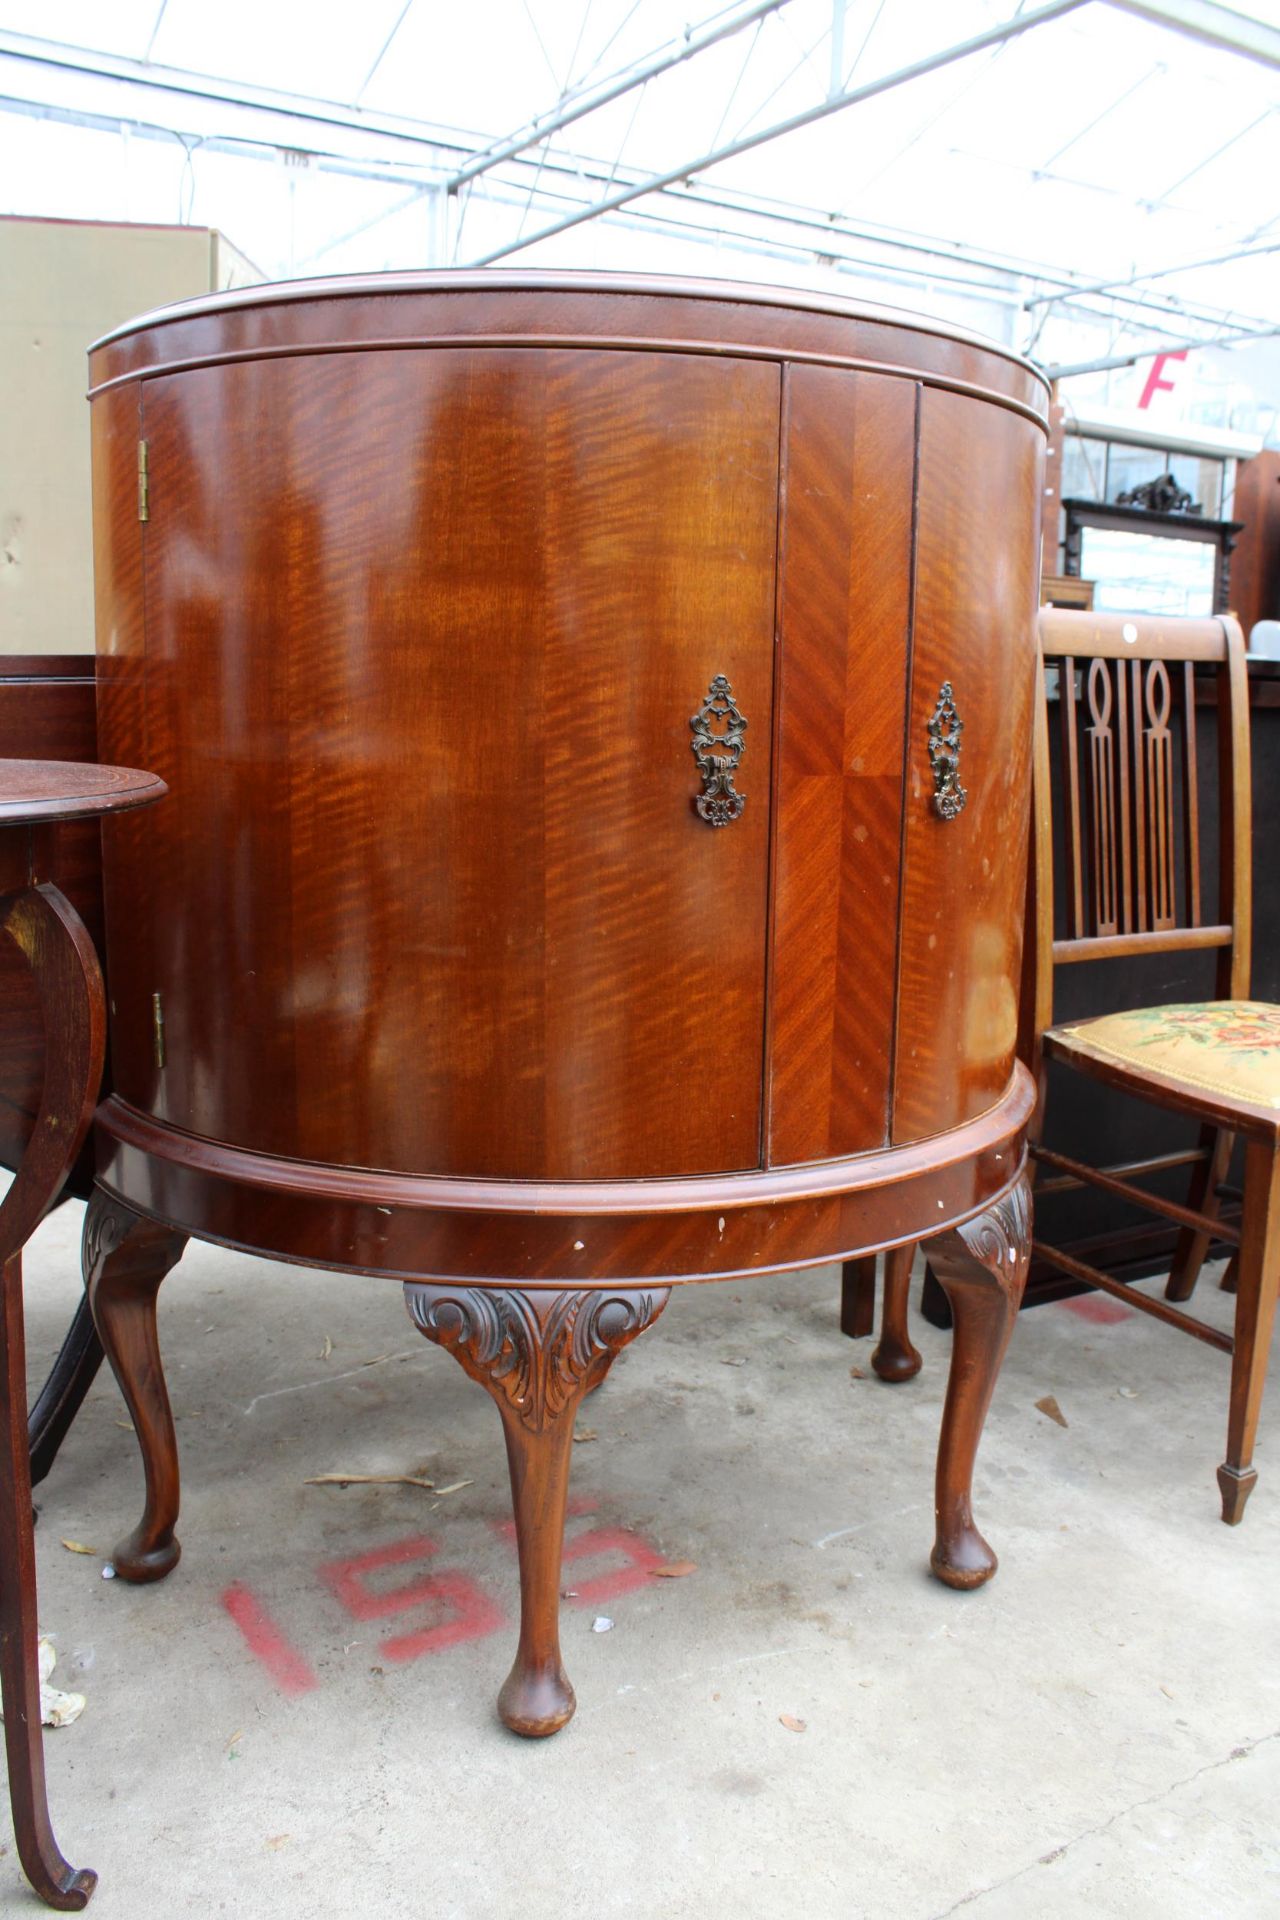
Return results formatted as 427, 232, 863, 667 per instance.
1047, 1002, 1280, 1132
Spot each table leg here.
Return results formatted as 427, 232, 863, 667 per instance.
405, 1284, 669, 1736
923, 1175, 1031, 1591
83, 1192, 187, 1584
0, 884, 106, 1908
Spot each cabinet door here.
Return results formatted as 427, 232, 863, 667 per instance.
123, 347, 780, 1180
891, 387, 1043, 1143
766, 366, 916, 1164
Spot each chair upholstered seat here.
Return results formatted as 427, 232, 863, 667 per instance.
1046, 1001, 1280, 1130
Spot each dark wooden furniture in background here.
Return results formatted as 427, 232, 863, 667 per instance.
1232, 449, 1280, 635
1062, 496, 1244, 615
0, 756, 165, 1913
86, 271, 1046, 1743
1041, 573, 1094, 611
0, 658, 110, 1484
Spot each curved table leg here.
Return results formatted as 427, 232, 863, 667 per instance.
923, 1175, 1031, 1591
405, 1284, 669, 1737
871, 1243, 922, 1383
0, 885, 105, 1909
29, 1292, 104, 1492
83, 1191, 187, 1583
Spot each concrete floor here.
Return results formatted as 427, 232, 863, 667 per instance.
5, 1195, 1279, 1919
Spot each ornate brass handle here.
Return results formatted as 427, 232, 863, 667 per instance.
690, 675, 747, 827
928, 681, 967, 820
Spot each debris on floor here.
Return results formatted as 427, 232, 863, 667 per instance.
1035, 1394, 1069, 1428
0, 1639, 86, 1730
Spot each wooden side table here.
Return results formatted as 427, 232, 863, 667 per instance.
0, 758, 165, 1911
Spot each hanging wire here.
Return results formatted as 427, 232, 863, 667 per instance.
602, 73, 651, 194
356, 0, 418, 103
144, 0, 170, 64
175, 132, 204, 224
706, 18, 767, 153
521, 1, 565, 92
843, 0, 890, 89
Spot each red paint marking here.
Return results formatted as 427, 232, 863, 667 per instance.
561, 1525, 667, 1605
1138, 350, 1187, 409
221, 1583, 319, 1695
319, 1534, 506, 1662
380, 1573, 506, 1663
1058, 1293, 1132, 1324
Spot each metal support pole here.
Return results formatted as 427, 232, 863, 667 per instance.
464, 0, 1089, 268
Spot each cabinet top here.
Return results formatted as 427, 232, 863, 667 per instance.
88, 268, 1050, 426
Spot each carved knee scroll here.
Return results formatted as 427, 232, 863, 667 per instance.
405, 1284, 669, 1736
923, 1175, 1030, 1591
83, 1189, 188, 1583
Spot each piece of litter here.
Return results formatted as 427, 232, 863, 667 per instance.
227, 1731, 244, 1754
849, 1366, 866, 1380
652, 1561, 697, 1579
573, 1240, 585, 1251
560, 1589, 579, 1600
721, 1356, 747, 1368
1118, 1386, 1139, 1399
114, 1421, 133, 1432
60, 1541, 97, 1557
591, 1616, 614, 1634
1035, 1395, 1069, 1429
100, 1566, 116, 1581
304, 1473, 436, 1491
1160, 1684, 1174, 1699
435, 1480, 473, 1497
0, 1642, 87, 1730
39, 1641, 85, 1728
779, 1714, 807, 1733
573, 1429, 598, 1445
319, 1336, 333, 1361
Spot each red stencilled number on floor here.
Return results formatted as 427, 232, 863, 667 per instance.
490, 1497, 667, 1604
221, 1582, 320, 1696
319, 1533, 507, 1662
221, 1504, 672, 1692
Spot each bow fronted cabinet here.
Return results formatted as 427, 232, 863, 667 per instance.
87, 274, 1046, 1735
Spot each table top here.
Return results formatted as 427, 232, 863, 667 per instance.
0, 759, 167, 826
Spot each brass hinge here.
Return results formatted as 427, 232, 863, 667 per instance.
137, 439, 150, 522
151, 990, 166, 1069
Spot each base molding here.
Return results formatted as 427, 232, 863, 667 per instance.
93, 1069, 1034, 1285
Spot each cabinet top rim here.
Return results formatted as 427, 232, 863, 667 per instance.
89, 267, 1049, 401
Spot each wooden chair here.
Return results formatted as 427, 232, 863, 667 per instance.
850, 606, 1280, 1524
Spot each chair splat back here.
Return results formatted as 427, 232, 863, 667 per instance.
1034, 610, 1251, 1025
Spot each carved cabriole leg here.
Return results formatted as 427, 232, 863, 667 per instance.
83, 1190, 188, 1583
405, 1284, 669, 1737
922, 1176, 1031, 1590
871, 1243, 922, 1383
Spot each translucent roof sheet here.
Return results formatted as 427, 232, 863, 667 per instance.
0, 0, 1276, 417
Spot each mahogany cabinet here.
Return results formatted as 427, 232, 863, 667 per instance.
87, 273, 1047, 1742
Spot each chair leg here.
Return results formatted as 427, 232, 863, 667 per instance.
405, 1284, 669, 1735
1218, 1139, 1280, 1525
922, 1177, 1030, 1588
1166, 1126, 1233, 1303
871, 1243, 921, 1382
83, 1189, 188, 1582
839, 1257, 876, 1339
